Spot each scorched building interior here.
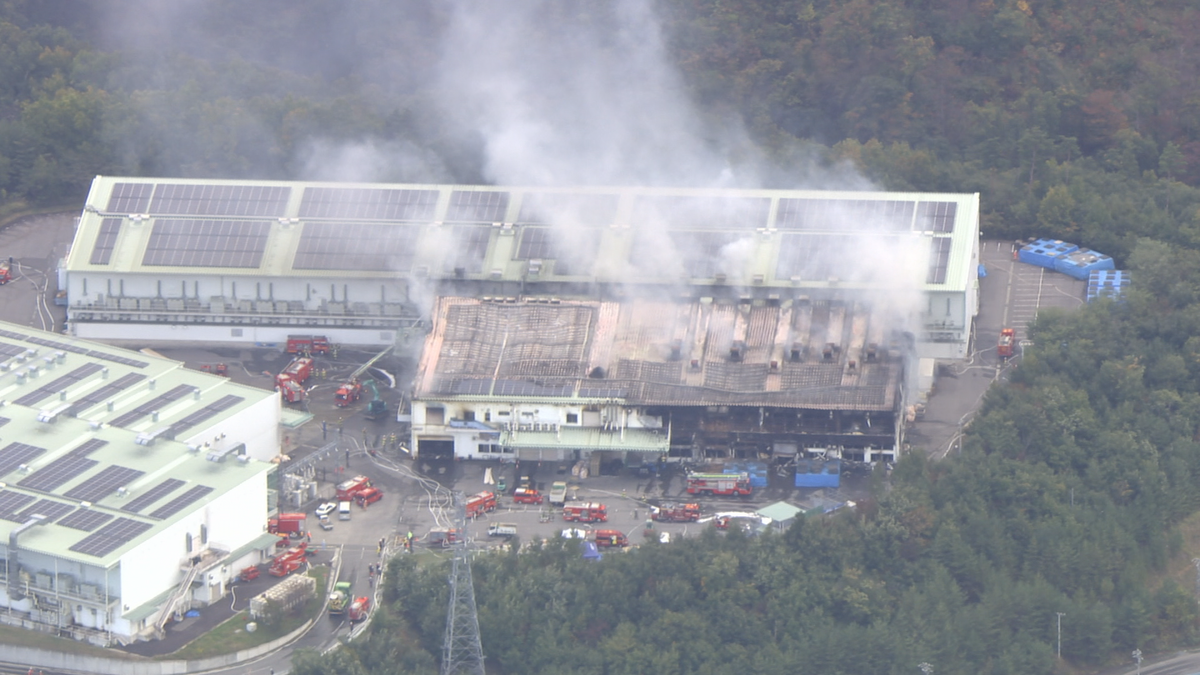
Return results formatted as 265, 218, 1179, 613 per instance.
63, 177, 980, 464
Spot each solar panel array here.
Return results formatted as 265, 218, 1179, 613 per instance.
775, 199, 915, 231
917, 201, 957, 233
122, 478, 185, 514
143, 220, 270, 268
775, 233, 859, 281
63, 465, 144, 503
516, 227, 555, 260
445, 225, 492, 274
299, 187, 438, 220
0, 442, 47, 478
106, 183, 153, 213
64, 373, 146, 417
167, 394, 244, 436
90, 219, 122, 265
0, 490, 36, 518
927, 237, 952, 284
149, 485, 214, 520
0, 342, 25, 358
110, 384, 196, 428
0, 329, 150, 368
631, 196, 771, 230
516, 193, 619, 226
293, 222, 419, 271
17, 439, 108, 493
58, 508, 114, 532
4, 499, 73, 524
445, 191, 510, 222
69, 517, 152, 557
14, 362, 104, 407
149, 183, 291, 217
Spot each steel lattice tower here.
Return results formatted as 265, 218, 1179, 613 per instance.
441, 491, 486, 675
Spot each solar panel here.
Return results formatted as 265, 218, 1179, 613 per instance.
0, 417, 11, 428
142, 220, 270, 268
149, 183, 291, 217
0, 442, 47, 478
293, 222, 420, 271
67, 439, 109, 458
775, 233, 859, 281
65, 373, 146, 417
122, 478, 185, 514
109, 384, 197, 428
14, 363, 105, 407
516, 227, 554, 260
5, 499, 74, 523
0, 490, 36, 518
19, 335, 148, 368
90, 219, 122, 265
652, 231, 745, 278
516, 193, 619, 226
917, 201, 956, 233
927, 237, 952, 284
167, 395, 244, 436
149, 485, 213, 520
0, 343, 24, 359
445, 191, 510, 222
631, 196, 770, 230
63, 465, 144, 503
17, 456, 98, 492
106, 183, 153, 213
58, 508, 114, 532
69, 517, 152, 557
775, 198, 915, 231
299, 187, 438, 220
444, 225, 492, 274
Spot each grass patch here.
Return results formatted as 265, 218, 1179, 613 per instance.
165, 565, 329, 661
0, 204, 76, 229
0, 622, 145, 659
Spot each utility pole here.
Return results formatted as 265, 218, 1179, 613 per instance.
441, 491, 485, 675
1133, 648, 1143, 675
1055, 612, 1065, 658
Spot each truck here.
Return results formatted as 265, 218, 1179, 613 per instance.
427, 528, 461, 547
548, 481, 568, 506
466, 491, 497, 518
336, 475, 372, 501
355, 486, 383, 507
286, 335, 330, 355
267, 512, 307, 535
685, 472, 753, 497
650, 502, 701, 522
328, 581, 353, 615
997, 327, 1015, 359
562, 502, 608, 523
593, 529, 628, 547
269, 542, 308, 577
512, 488, 543, 504
276, 357, 315, 403
487, 523, 518, 538
334, 380, 362, 407
347, 596, 371, 622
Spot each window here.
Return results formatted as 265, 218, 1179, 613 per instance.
464, 411, 476, 421
566, 412, 579, 424
484, 411, 491, 422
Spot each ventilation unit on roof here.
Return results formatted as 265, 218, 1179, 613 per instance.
89, 421, 102, 431
37, 403, 72, 424
135, 426, 172, 446
116, 487, 128, 497
207, 443, 245, 463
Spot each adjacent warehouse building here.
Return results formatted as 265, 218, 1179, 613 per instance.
0, 321, 281, 645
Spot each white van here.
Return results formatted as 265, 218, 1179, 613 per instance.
338, 501, 352, 520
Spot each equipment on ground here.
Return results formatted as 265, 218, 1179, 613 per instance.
364, 379, 388, 420
287, 335, 330, 355
998, 327, 1015, 359
328, 581, 353, 615
513, 488, 543, 504
686, 472, 753, 496
548, 480, 568, 506
593, 529, 628, 547
267, 512, 307, 535
650, 502, 701, 522
269, 542, 309, 577
276, 357, 314, 403
466, 491, 497, 517
562, 502, 608, 523
347, 596, 371, 622
336, 475, 372, 501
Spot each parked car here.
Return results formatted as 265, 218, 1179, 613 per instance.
319, 515, 334, 530
315, 501, 337, 518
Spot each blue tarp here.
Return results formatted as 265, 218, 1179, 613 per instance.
978, 264, 987, 278
581, 541, 602, 560
794, 459, 841, 488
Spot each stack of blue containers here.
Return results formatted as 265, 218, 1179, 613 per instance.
1087, 270, 1131, 302
724, 460, 768, 488
1054, 248, 1115, 280
1018, 239, 1079, 269
794, 459, 841, 488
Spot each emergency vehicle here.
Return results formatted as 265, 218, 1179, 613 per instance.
562, 502, 608, 523
269, 542, 308, 576
336, 475, 372, 501
513, 488, 543, 504
276, 357, 314, 403
593, 530, 628, 547
466, 491, 497, 517
685, 472, 753, 496
651, 502, 701, 522
286, 335, 330, 355
355, 487, 383, 507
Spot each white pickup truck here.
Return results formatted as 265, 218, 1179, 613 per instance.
549, 481, 568, 506
487, 523, 517, 537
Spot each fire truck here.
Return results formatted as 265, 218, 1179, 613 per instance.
427, 528, 461, 547
276, 357, 314, 403
267, 512, 307, 535
513, 488, 543, 504
651, 502, 701, 522
354, 487, 383, 507
562, 502, 608, 523
286, 335, 330, 355
334, 380, 363, 407
466, 491, 497, 517
593, 529, 628, 547
269, 542, 308, 577
336, 475, 372, 501
685, 472, 753, 496
997, 328, 1015, 359
0, 262, 12, 285
347, 596, 371, 622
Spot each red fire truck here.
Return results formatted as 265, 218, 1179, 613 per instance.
593, 529, 628, 547
267, 512, 307, 535
650, 502, 701, 522
513, 488, 543, 504
562, 502, 608, 523
997, 328, 1015, 359
276, 357, 314, 403
347, 596, 371, 622
286, 335, 330, 355
355, 487, 383, 507
466, 491, 497, 517
685, 472, 753, 496
269, 542, 308, 576
336, 475, 372, 501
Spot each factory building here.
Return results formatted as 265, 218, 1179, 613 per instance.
0, 321, 281, 645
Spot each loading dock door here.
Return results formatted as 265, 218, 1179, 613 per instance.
417, 438, 455, 460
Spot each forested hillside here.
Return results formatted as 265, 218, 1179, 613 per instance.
5, 0, 1200, 672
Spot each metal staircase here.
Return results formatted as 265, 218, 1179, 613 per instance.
153, 563, 201, 636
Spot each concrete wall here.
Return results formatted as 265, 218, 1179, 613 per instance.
71, 323, 398, 348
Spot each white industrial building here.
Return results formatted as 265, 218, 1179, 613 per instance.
0, 321, 281, 645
